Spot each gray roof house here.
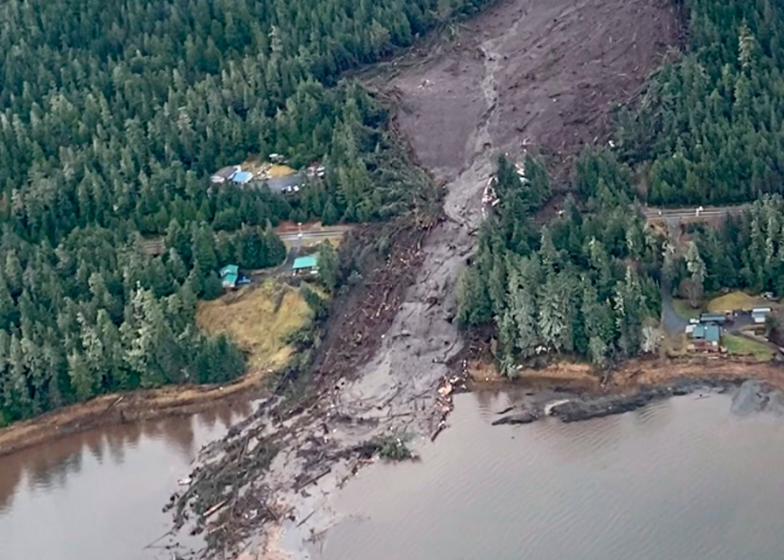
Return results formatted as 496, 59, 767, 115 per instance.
211, 166, 240, 184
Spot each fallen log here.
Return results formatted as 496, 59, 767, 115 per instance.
491, 411, 539, 426
294, 466, 332, 492
203, 500, 228, 519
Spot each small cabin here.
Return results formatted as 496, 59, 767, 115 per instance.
218, 265, 249, 289
292, 255, 318, 276
692, 324, 721, 344
211, 165, 240, 184
219, 265, 239, 288
690, 323, 722, 352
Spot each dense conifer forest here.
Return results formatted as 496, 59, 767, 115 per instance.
457, 152, 663, 370
458, 0, 784, 371
682, 195, 784, 297
617, 0, 784, 205
0, 0, 489, 425
5, 0, 784, 420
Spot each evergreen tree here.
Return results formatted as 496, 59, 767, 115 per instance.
316, 242, 340, 292
265, 231, 287, 266
321, 197, 340, 225
238, 226, 267, 269
456, 268, 492, 327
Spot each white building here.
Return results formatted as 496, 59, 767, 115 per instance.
752, 307, 772, 324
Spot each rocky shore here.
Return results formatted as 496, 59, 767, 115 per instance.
491, 377, 784, 427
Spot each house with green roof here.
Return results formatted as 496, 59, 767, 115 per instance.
292, 254, 318, 276
219, 264, 239, 288
692, 323, 721, 344
688, 320, 722, 352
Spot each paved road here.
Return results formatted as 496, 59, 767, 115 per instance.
642, 204, 748, 222
660, 287, 689, 335
276, 226, 352, 242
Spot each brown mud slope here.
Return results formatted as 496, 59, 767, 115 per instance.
0, 372, 264, 458
171, 2, 681, 556
350, 0, 678, 436
390, 0, 678, 181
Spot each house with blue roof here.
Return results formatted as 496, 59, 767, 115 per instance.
687, 317, 723, 351
231, 170, 254, 185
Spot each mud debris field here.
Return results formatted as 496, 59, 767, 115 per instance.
170, 0, 683, 557
389, 0, 680, 182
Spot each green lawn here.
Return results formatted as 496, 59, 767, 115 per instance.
723, 333, 775, 362
672, 298, 701, 319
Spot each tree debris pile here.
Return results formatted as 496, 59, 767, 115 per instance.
277, 218, 434, 407
430, 367, 469, 441
167, 426, 280, 554
166, 217, 448, 558
356, 432, 417, 461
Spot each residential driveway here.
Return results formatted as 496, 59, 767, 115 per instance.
265, 173, 303, 193
661, 286, 689, 335
727, 313, 753, 334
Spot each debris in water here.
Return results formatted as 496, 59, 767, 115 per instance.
544, 399, 570, 416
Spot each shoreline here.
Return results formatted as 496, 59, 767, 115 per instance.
467, 356, 784, 423
11, 0, 692, 554
468, 355, 784, 392
260, 357, 780, 560
0, 371, 267, 458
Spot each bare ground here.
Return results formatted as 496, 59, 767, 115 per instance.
344, 0, 680, 446
169, 1, 683, 557
468, 356, 784, 394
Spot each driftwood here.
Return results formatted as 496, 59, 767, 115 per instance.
294, 467, 332, 492
203, 500, 228, 519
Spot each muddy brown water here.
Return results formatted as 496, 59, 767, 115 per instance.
4, 390, 784, 560
315, 391, 784, 560
0, 402, 252, 560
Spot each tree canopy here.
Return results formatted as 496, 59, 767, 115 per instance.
0, 0, 484, 425
616, 0, 784, 205
456, 154, 662, 373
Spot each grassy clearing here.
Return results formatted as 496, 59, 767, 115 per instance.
708, 291, 764, 313
672, 298, 701, 319
239, 158, 297, 178
722, 334, 774, 362
197, 280, 313, 371
269, 163, 296, 177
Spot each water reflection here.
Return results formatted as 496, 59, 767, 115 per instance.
318, 391, 784, 560
0, 401, 251, 560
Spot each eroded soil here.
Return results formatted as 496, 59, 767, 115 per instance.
172, 1, 682, 557
349, 0, 680, 444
